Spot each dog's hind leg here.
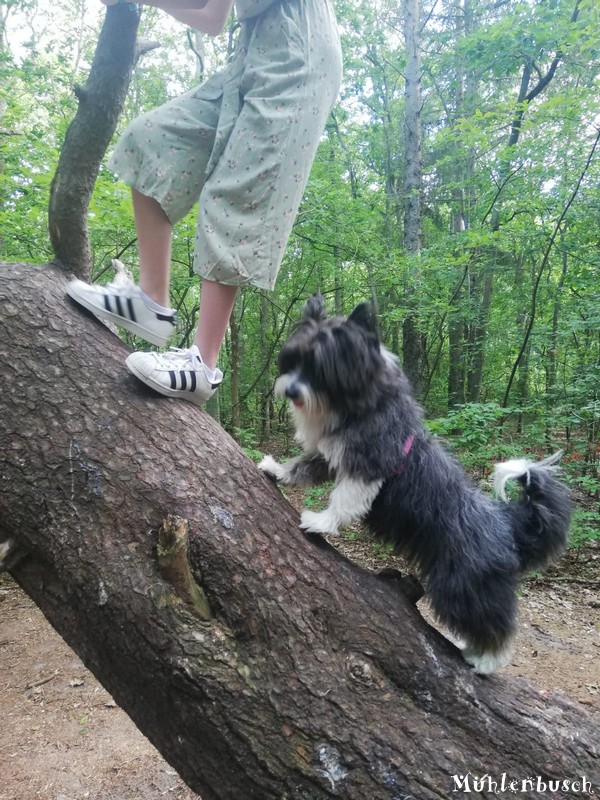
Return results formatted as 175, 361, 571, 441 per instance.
299, 475, 383, 536
427, 568, 518, 675
461, 641, 515, 675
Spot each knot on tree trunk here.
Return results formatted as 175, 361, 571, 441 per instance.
158, 515, 212, 620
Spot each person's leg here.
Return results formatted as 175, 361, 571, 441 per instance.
194, 279, 238, 371
67, 82, 227, 361
131, 194, 235, 369
122, 277, 234, 406
133, 188, 173, 309
66, 189, 176, 345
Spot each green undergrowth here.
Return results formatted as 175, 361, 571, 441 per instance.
248, 399, 599, 558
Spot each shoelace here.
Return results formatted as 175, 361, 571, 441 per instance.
156, 347, 200, 369
154, 347, 222, 386
90, 276, 136, 295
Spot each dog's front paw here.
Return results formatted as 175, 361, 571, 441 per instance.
258, 455, 286, 483
299, 509, 339, 536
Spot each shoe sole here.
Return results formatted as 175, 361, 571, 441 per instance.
125, 355, 213, 405
67, 285, 171, 347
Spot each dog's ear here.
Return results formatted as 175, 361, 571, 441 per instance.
302, 293, 327, 322
348, 302, 378, 335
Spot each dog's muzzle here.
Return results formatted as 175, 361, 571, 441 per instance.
285, 383, 304, 405
275, 374, 306, 408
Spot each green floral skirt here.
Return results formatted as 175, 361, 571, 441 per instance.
108, 0, 342, 289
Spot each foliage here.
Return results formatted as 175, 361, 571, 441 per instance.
301, 485, 332, 511
233, 427, 264, 463
570, 509, 600, 548
2, 0, 599, 547
426, 402, 525, 474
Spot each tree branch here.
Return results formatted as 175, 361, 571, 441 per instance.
48, 5, 141, 278
502, 126, 600, 407
489, 0, 581, 231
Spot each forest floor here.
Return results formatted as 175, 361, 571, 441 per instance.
0, 494, 598, 800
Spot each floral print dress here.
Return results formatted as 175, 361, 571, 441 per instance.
108, 0, 342, 290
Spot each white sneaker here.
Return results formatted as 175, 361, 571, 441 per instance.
67, 277, 177, 347
125, 346, 223, 405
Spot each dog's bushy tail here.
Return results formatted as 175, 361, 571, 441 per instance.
493, 451, 571, 573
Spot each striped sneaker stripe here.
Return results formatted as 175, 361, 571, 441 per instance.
102, 293, 139, 324
127, 298, 137, 322
165, 369, 205, 394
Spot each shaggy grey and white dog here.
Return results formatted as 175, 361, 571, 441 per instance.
259, 295, 571, 674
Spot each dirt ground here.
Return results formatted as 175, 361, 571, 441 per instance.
0, 535, 598, 800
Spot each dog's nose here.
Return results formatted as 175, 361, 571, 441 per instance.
284, 381, 306, 408
285, 383, 301, 402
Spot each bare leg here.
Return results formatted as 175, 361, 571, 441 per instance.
194, 279, 238, 370
132, 188, 172, 308
132, 190, 235, 369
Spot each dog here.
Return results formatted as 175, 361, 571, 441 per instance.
258, 295, 571, 674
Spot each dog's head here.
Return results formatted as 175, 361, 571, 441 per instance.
275, 294, 394, 418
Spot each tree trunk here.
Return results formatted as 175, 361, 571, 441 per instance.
547, 230, 569, 407
1, 261, 599, 800
402, 0, 424, 395
48, 4, 141, 278
259, 291, 272, 442
466, 263, 494, 403
402, 0, 422, 257
514, 253, 531, 427
448, 315, 466, 407
447, 0, 475, 409
468, 2, 580, 402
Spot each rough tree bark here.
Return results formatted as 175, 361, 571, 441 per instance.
1, 261, 598, 799
48, 4, 141, 278
401, 0, 424, 396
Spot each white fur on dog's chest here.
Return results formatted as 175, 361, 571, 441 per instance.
292, 410, 344, 472
316, 437, 345, 473
292, 408, 324, 453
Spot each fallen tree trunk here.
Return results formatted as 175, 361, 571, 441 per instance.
0, 261, 598, 799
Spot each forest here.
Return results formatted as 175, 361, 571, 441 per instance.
0, 0, 599, 565
3, 2, 600, 527
1, 0, 600, 796
2, 0, 599, 482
